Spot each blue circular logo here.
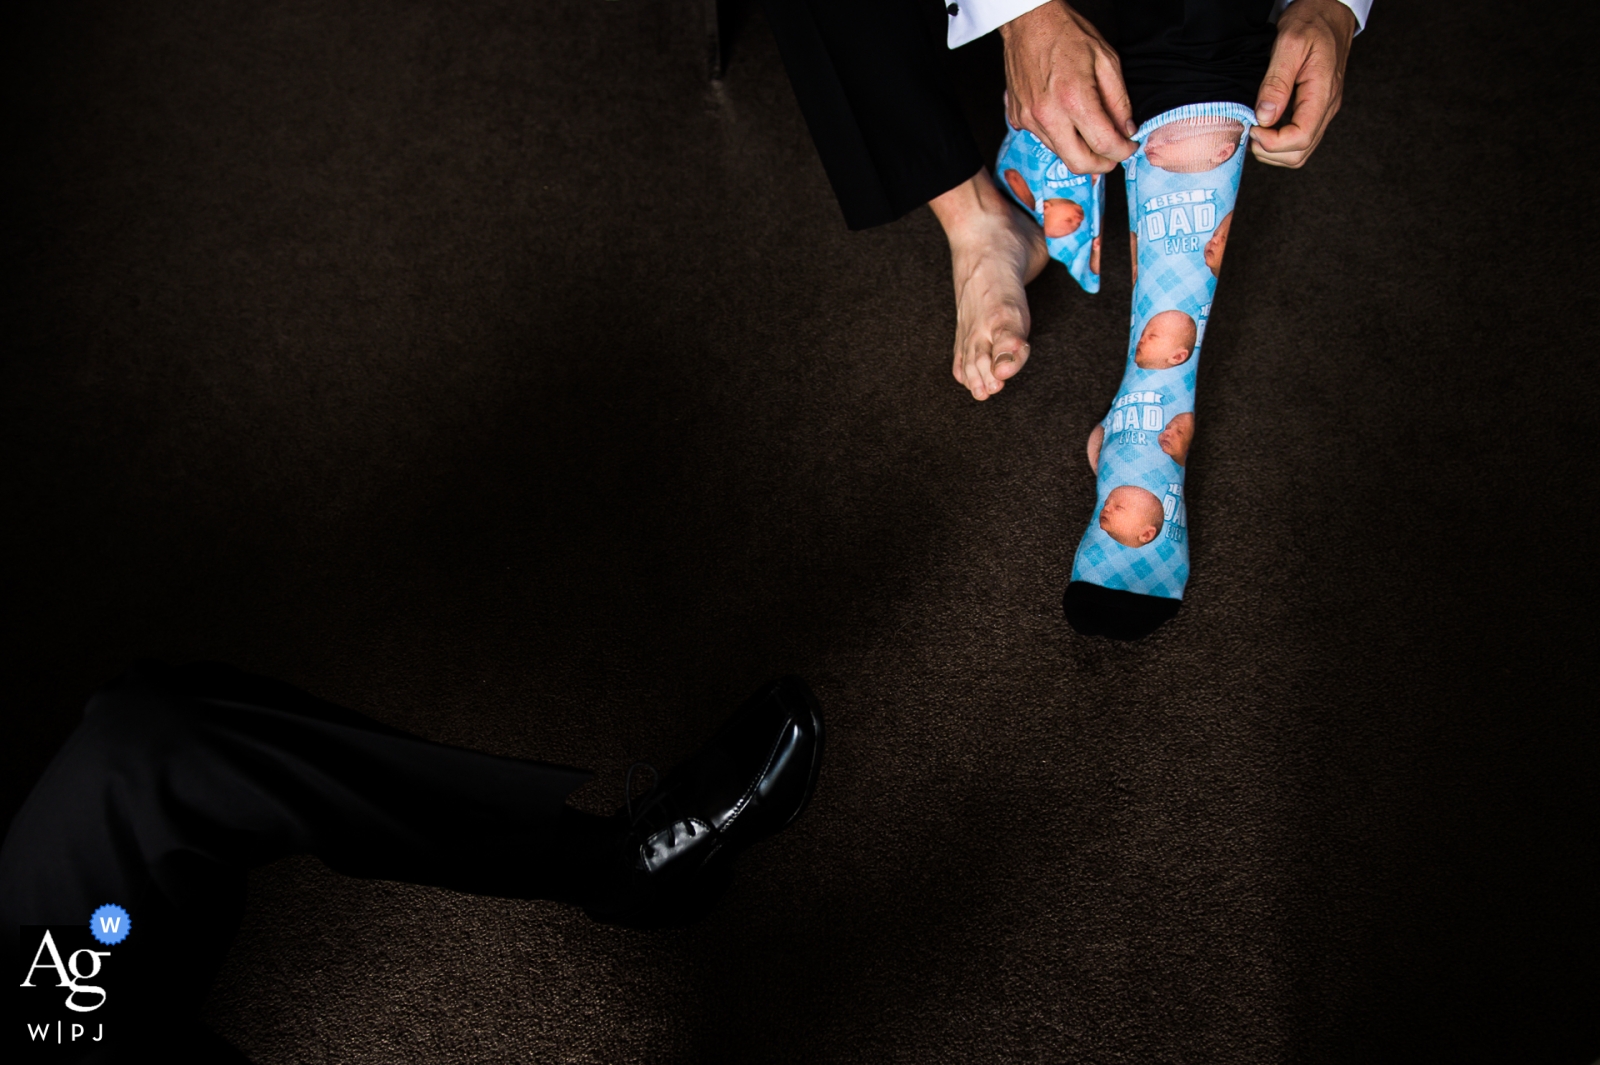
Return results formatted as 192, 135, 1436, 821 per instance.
89, 904, 131, 945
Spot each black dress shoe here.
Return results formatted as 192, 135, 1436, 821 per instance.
587, 675, 824, 927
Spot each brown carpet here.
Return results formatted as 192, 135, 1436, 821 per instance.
4, 1, 1596, 1062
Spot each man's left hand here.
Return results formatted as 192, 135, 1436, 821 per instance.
1250, 0, 1358, 168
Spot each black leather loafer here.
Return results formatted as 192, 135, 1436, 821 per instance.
589, 675, 824, 927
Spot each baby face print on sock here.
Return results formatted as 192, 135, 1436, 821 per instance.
995, 121, 1103, 293
1003, 168, 1035, 211
1205, 211, 1232, 276
1043, 198, 1085, 238
1068, 102, 1255, 610
1144, 116, 1245, 174
1001, 165, 1089, 252
1099, 485, 1165, 547
1158, 411, 1195, 466
1134, 310, 1197, 369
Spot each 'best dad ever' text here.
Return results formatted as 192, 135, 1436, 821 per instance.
1140, 189, 1217, 255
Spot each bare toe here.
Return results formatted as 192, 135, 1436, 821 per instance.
992, 332, 1030, 381
955, 345, 990, 400
974, 347, 1003, 397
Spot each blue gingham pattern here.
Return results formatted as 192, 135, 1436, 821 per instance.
1069, 102, 1256, 601
995, 121, 1103, 293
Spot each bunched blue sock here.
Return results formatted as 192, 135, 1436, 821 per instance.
1048, 103, 1254, 638
996, 120, 1104, 294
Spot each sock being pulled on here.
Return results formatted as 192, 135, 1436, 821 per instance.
1063, 103, 1253, 639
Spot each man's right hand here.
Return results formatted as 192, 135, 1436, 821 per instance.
1000, 1, 1138, 175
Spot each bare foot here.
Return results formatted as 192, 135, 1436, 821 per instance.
930, 169, 1050, 401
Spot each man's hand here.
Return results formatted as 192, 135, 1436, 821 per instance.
1000, 2, 1137, 175
1250, 0, 1358, 168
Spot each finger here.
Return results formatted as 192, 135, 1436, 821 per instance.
1249, 122, 1308, 157
1035, 115, 1120, 175
1254, 34, 1307, 128
1066, 82, 1137, 164
1248, 141, 1307, 168
1252, 72, 1334, 157
1249, 123, 1324, 166
1094, 51, 1138, 140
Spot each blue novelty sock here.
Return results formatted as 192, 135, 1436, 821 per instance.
996, 120, 1104, 294
1030, 103, 1253, 638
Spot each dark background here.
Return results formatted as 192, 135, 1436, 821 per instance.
4, 1, 1597, 1062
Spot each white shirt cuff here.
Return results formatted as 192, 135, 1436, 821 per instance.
946, 0, 1051, 50
1274, 0, 1371, 34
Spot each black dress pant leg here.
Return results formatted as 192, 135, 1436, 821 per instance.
760, 0, 985, 229
0, 662, 602, 1055
1114, 0, 1279, 124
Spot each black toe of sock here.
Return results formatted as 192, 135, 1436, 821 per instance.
1062, 581, 1181, 640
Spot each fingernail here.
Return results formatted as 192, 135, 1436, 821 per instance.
1256, 103, 1277, 124
1124, 120, 1137, 137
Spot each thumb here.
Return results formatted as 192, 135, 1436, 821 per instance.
1254, 41, 1303, 127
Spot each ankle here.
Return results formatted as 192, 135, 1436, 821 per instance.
930, 169, 1005, 239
